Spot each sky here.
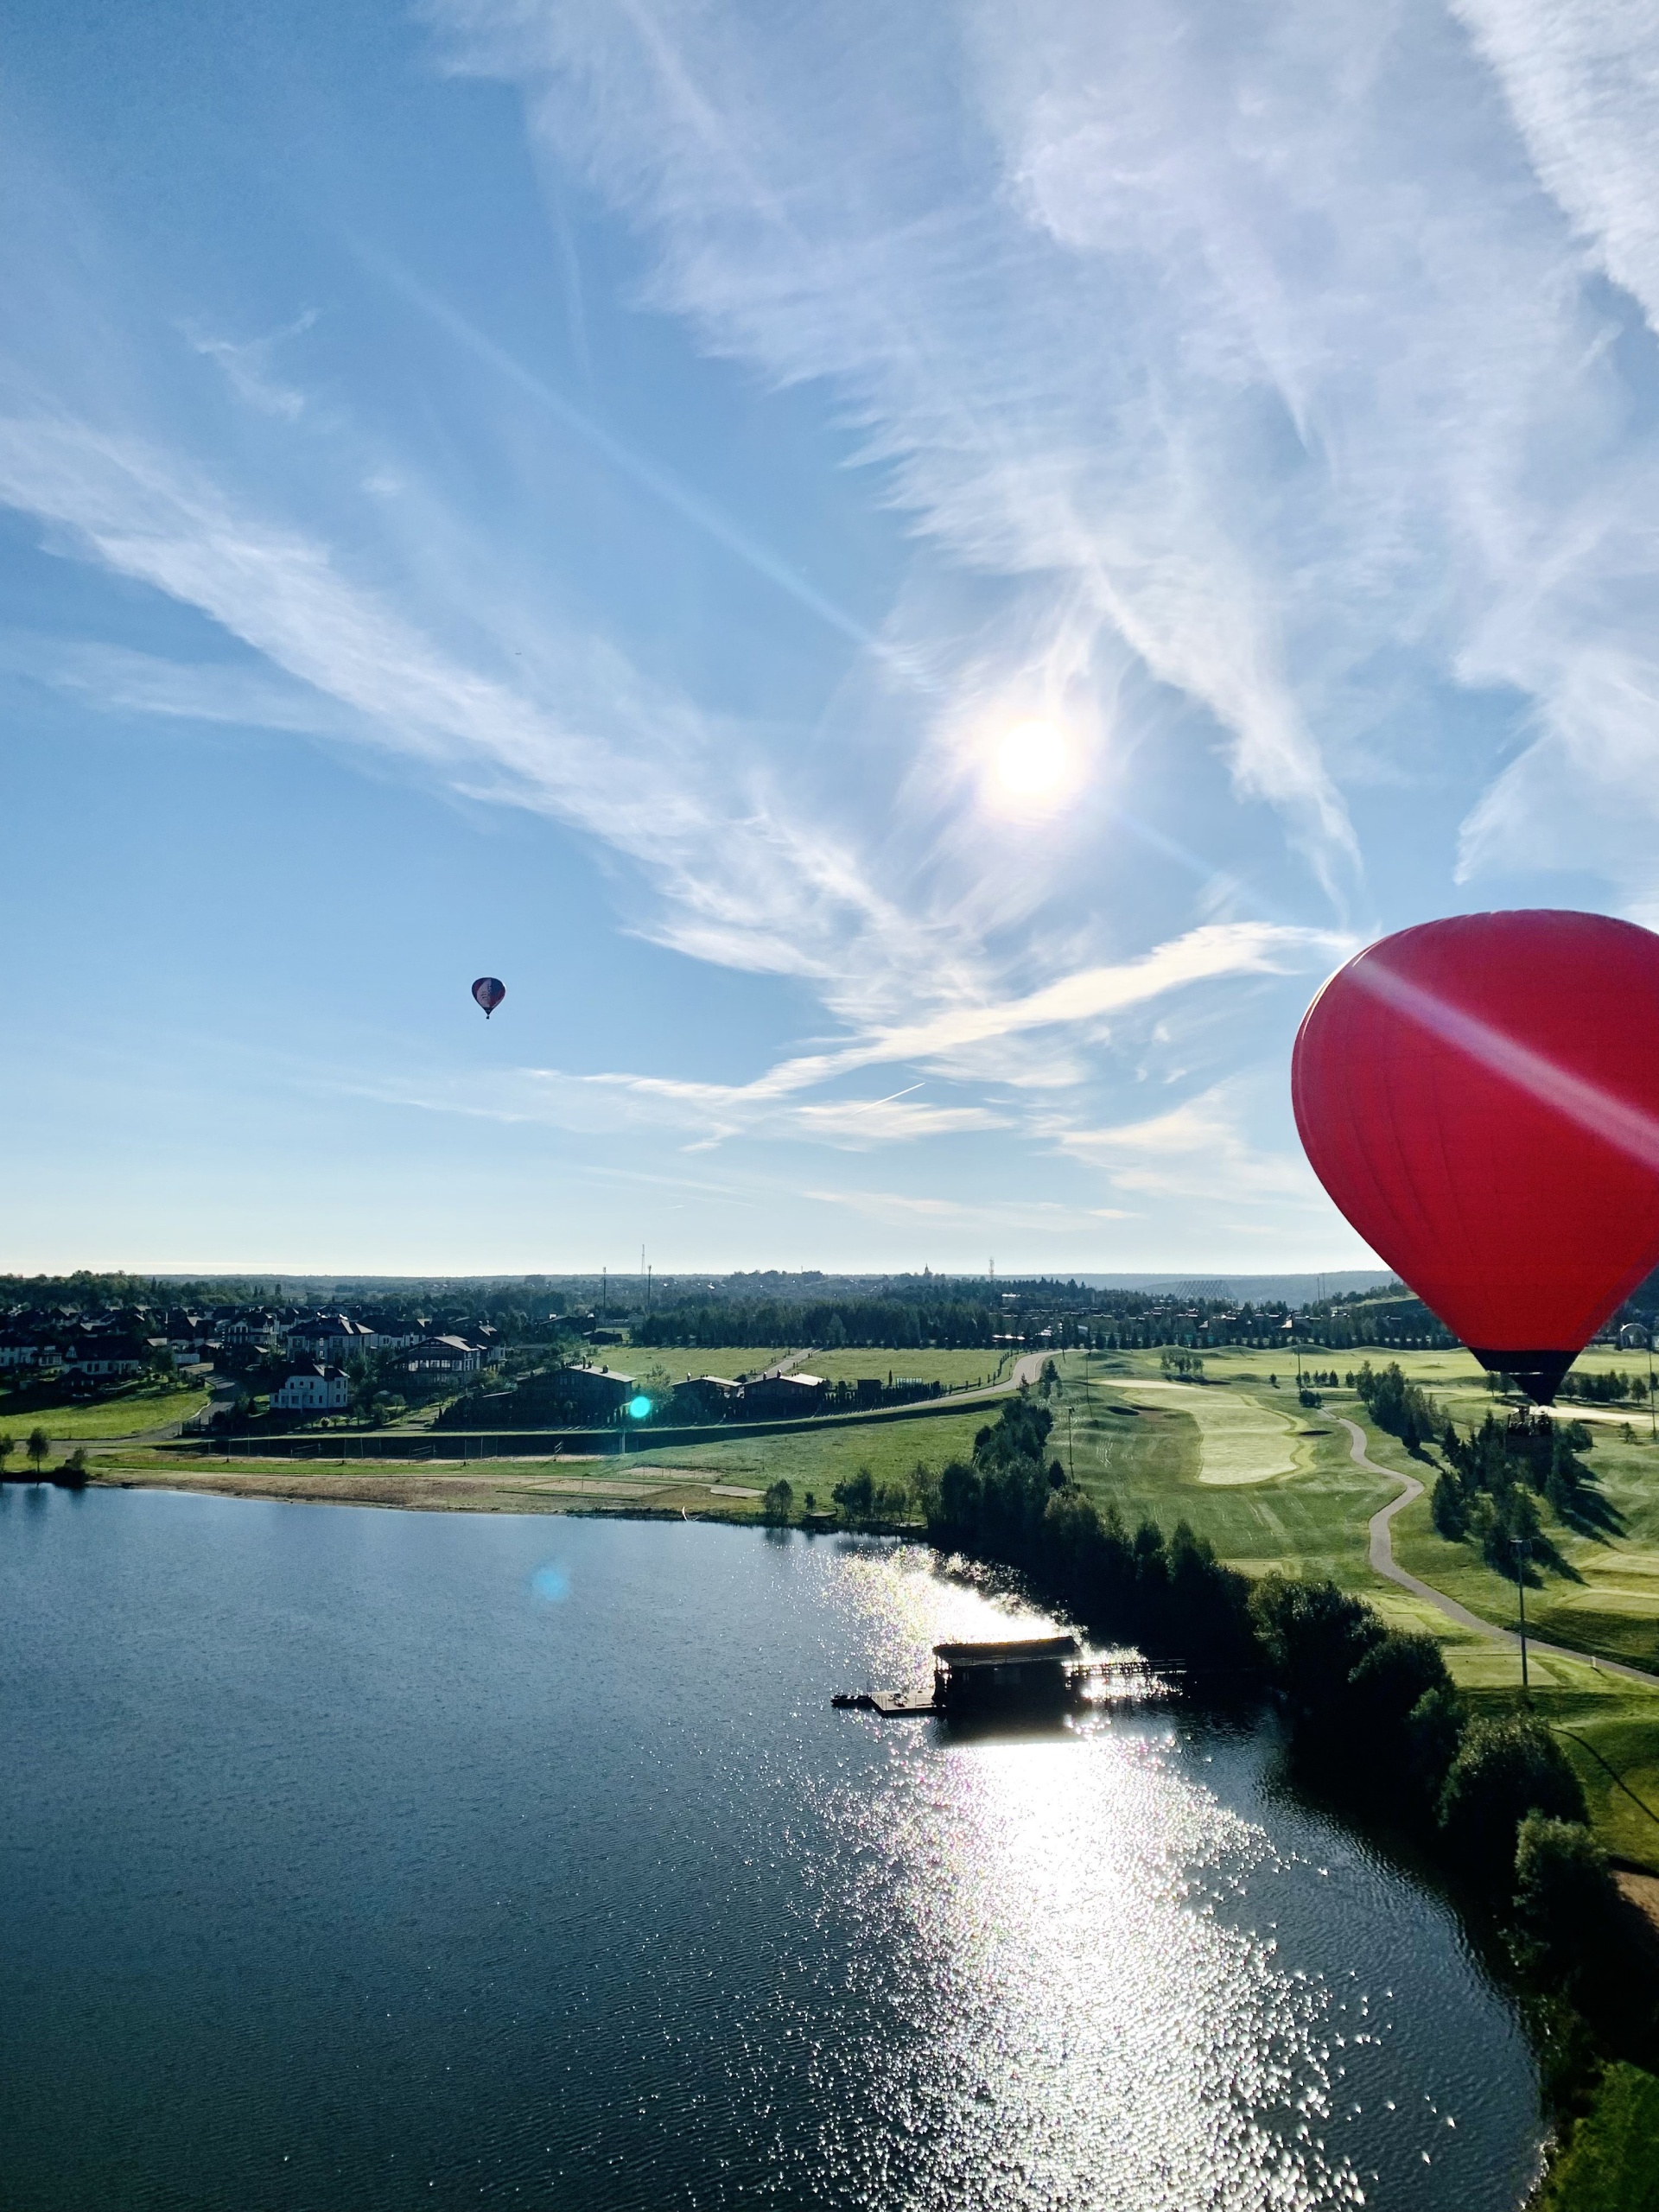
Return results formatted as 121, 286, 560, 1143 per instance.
3, 0, 1659, 1278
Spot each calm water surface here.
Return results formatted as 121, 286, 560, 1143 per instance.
2, 1487, 1541, 2209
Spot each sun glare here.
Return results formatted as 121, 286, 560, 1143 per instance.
993, 718, 1071, 804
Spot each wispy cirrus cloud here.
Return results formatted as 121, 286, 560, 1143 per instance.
433, 0, 1659, 916
1052, 1084, 1326, 1211
320, 920, 1343, 1154
181, 311, 316, 423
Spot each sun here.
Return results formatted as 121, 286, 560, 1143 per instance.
993, 718, 1071, 803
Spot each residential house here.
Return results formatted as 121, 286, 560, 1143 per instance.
669, 1374, 742, 1422
219, 1311, 283, 1350
563, 1364, 636, 1419
740, 1372, 828, 1417
270, 1365, 352, 1414
0, 1332, 57, 1370
356, 1316, 424, 1353
404, 1335, 489, 1378
61, 1336, 153, 1381
285, 1315, 380, 1363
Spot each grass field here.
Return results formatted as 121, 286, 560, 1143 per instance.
594, 1345, 1012, 1389
787, 1347, 1015, 1389
1321, 1351, 1659, 1675
86, 1449, 779, 1522
630, 1405, 998, 1495
0, 1385, 212, 1439
1536, 2062, 1659, 2211
577, 1346, 796, 1384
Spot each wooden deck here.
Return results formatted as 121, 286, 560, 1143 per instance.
868, 1690, 940, 1718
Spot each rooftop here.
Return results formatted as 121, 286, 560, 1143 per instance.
932, 1635, 1079, 1669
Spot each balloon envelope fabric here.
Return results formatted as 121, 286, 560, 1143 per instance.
1292, 911, 1659, 1402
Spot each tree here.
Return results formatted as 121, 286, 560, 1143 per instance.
762, 1478, 793, 1523
1438, 1715, 1587, 1867
1431, 1470, 1466, 1538
832, 1467, 874, 1522
26, 1427, 50, 1478
1249, 1574, 1384, 1725
1344, 1631, 1452, 1747
0, 1433, 12, 1477
1512, 1814, 1619, 1986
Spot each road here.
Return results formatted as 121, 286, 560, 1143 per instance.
1344, 1416, 1659, 1689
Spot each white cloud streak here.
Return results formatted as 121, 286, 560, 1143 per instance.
434, 0, 1659, 912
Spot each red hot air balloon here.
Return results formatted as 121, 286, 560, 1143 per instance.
1292, 911, 1659, 1404
471, 976, 506, 1020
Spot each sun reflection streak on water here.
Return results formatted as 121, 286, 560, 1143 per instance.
790, 1544, 1368, 2210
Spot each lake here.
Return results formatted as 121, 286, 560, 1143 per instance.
1, 1486, 1541, 2209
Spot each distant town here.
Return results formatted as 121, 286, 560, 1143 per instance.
4, 1264, 1658, 1446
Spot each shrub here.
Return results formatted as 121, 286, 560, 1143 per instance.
1513, 1815, 1619, 1986
1438, 1716, 1587, 1867
762, 1478, 793, 1523
1404, 1686, 1466, 1805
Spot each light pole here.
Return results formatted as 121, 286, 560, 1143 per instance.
1511, 1535, 1530, 1694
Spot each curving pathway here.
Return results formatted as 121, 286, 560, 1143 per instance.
1343, 1416, 1659, 1689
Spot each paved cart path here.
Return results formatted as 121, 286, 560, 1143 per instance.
1345, 1416, 1659, 1689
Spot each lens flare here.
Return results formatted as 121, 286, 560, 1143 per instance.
627, 1395, 653, 1420
531, 1563, 569, 1602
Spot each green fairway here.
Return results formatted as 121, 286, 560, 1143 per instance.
1106, 1376, 1302, 1483
1052, 1357, 1393, 1587
0, 1385, 212, 1439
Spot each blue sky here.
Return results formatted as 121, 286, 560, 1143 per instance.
3, 0, 1657, 1276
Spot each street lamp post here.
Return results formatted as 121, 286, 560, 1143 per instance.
1511, 1535, 1530, 1694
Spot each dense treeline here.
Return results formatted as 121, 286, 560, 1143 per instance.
632, 1289, 1307, 1351
1352, 1357, 1445, 1449
632, 1297, 1004, 1350
1431, 1408, 1601, 1574
923, 1392, 1649, 2095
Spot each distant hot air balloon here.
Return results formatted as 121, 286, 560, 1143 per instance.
1292, 911, 1659, 1403
472, 976, 506, 1020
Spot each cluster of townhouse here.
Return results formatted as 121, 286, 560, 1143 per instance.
0, 1302, 503, 1419
0, 1306, 223, 1382
240, 1312, 504, 1416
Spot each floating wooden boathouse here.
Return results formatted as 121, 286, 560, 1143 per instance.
931, 1633, 1081, 1711
831, 1634, 1164, 1716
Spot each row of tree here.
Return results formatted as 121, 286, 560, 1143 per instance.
918, 1392, 1637, 2053
0, 1430, 88, 1484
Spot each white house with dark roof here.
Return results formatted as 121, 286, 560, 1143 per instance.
270, 1365, 352, 1414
